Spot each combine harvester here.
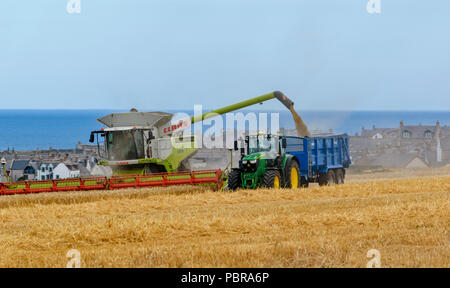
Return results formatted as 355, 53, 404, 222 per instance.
1, 91, 311, 196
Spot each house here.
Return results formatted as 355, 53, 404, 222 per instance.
36, 163, 56, 180
53, 163, 81, 179
9, 160, 39, 181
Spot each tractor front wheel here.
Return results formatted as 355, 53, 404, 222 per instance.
264, 170, 282, 189
227, 170, 241, 191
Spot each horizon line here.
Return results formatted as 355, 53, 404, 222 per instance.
0, 108, 449, 112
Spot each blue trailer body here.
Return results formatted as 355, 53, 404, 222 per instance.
284, 134, 351, 181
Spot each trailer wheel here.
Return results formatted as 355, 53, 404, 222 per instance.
318, 173, 328, 186
318, 170, 336, 186
264, 170, 282, 189
227, 170, 241, 191
326, 169, 337, 186
335, 169, 344, 185
285, 161, 300, 188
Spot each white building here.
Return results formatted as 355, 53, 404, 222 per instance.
36, 163, 55, 180
54, 163, 81, 179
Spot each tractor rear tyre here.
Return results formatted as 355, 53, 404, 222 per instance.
285, 161, 300, 188
227, 170, 241, 191
335, 169, 344, 185
264, 170, 282, 189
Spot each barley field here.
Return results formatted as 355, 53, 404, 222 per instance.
0, 168, 448, 267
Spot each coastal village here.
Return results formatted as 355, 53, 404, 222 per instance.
349, 120, 449, 169
0, 142, 111, 182
1, 121, 449, 182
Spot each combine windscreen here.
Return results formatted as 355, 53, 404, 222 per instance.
106, 130, 145, 161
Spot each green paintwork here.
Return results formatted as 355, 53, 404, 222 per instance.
242, 152, 266, 161
240, 154, 292, 189
164, 145, 198, 172
240, 156, 269, 189
191, 92, 276, 124
109, 141, 197, 175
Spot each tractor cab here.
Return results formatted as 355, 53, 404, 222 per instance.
236, 134, 286, 172
245, 134, 285, 157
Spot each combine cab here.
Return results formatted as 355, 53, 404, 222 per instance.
91, 111, 196, 174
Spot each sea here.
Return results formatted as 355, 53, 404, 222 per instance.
0, 110, 449, 151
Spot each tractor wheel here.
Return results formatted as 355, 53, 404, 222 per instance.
285, 161, 300, 188
264, 170, 282, 189
326, 169, 337, 186
335, 169, 344, 185
227, 170, 241, 191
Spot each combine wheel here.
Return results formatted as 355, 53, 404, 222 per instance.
285, 161, 300, 188
335, 169, 344, 185
264, 170, 282, 189
227, 170, 241, 191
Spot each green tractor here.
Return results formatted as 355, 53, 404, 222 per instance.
228, 133, 300, 190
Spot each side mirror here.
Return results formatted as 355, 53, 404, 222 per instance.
233, 141, 238, 151
89, 133, 95, 143
282, 138, 287, 149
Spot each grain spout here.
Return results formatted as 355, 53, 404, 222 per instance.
289, 106, 311, 137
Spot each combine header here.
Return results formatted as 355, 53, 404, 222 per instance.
0, 169, 223, 196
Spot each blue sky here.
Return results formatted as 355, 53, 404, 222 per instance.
0, 0, 449, 110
